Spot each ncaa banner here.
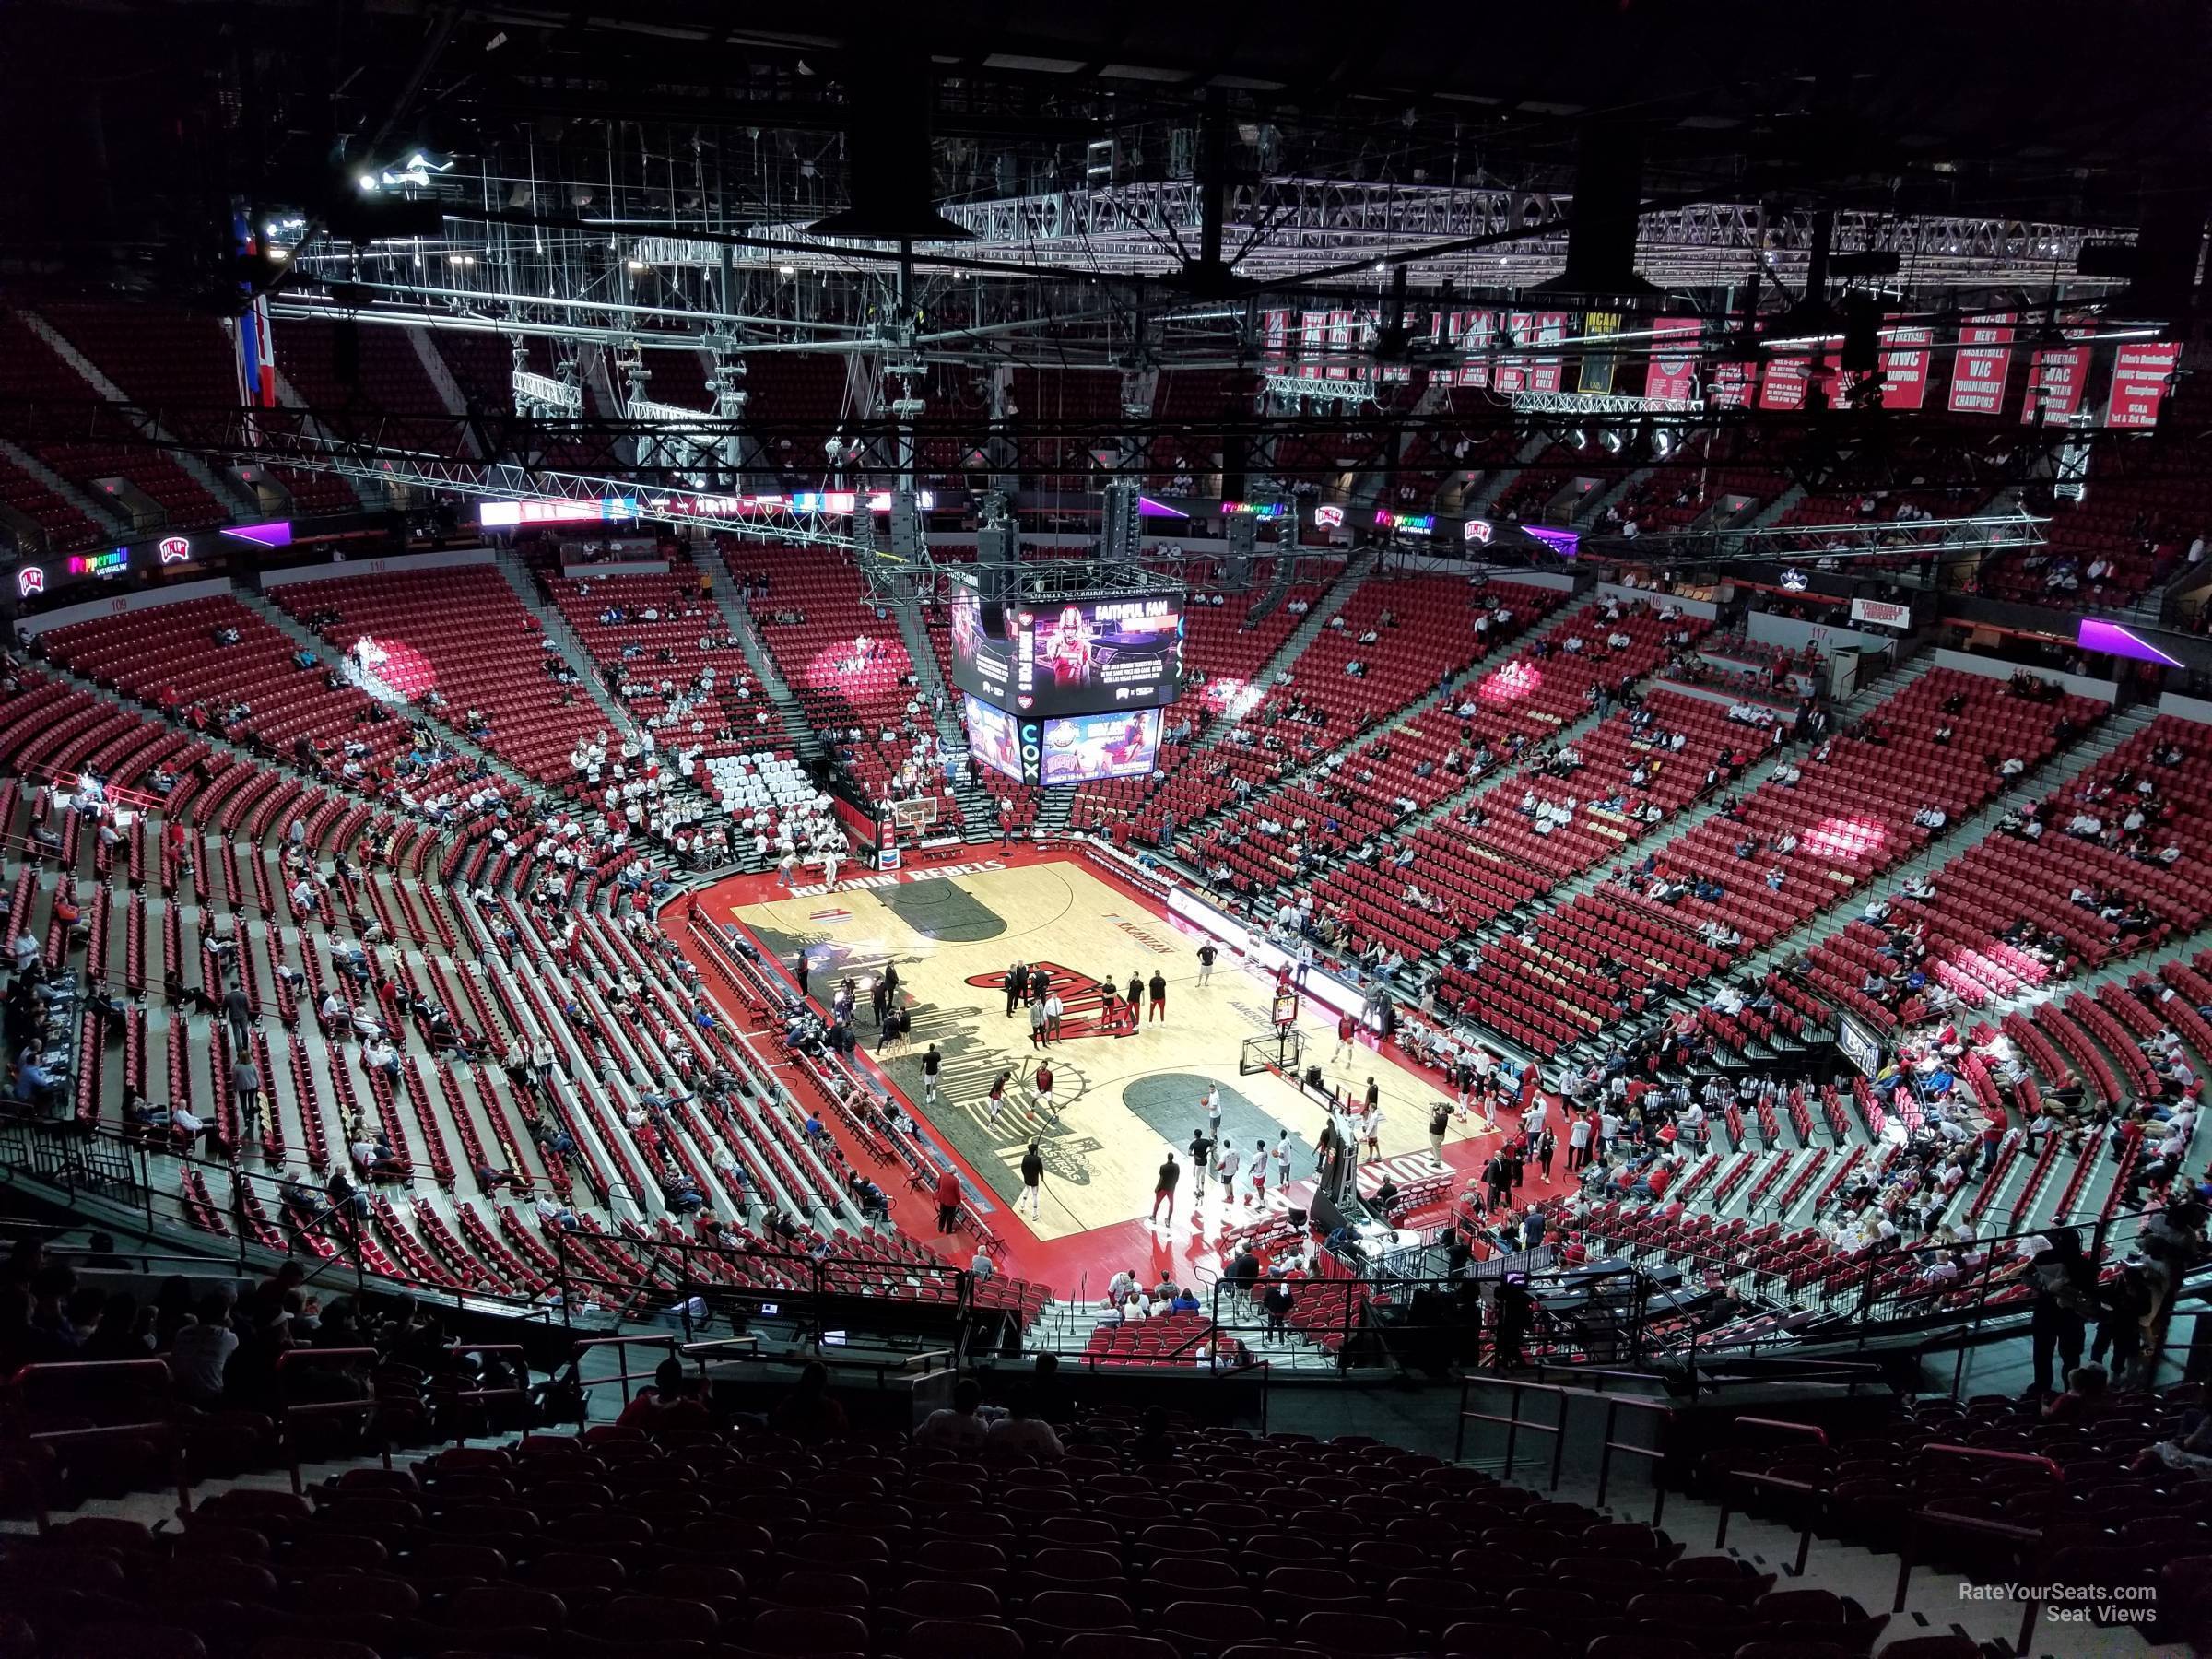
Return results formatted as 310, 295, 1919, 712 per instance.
2107, 342, 2181, 429
1644, 316, 1700, 403
1947, 313, 2016, 416
1879, 324, 1934, 409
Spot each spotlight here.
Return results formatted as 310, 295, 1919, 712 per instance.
1652, 428, 1675, 458
1599, 429, 1624, 454
1567, 429, 1588, 451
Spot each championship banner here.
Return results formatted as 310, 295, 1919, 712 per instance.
1325, 310, 1355, 380
1644, 316, 1701, 403
1577, 311, 1625, 396
1492, 312, 1534, 394
1947, 313, 2017, 416
1452, 311, 1497, 388
1529, 312, 1571, 394
1299, 311, 1329, 372
2023, 333, 2093, 425
1879, 324, 1934, 409
2107, 342, 2182, 429
1758, 354, 1812, 411
1261, 309, 1290, 370
1712, 358, 1760, 409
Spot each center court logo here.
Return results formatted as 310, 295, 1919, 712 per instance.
965, 960, 1116, 1030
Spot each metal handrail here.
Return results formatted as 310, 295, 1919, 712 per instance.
274, 1345, 387, 1493
1893, 1441, 2065, 1653
2, 1359, 192, 1530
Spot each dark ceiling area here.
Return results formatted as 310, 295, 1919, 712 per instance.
6, 0, 2210, 305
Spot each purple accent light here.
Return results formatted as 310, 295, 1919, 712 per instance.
1523, 525, 1581, 559
1137, 496, 1189, 519
220, 520, 294, 548
2077, 617, 2183, 669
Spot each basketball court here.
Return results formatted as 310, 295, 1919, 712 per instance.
690, 846, 1514, 1291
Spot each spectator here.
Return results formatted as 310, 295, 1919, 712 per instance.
913, 1375, 992, 1455
769, 1359, 850, 1444
987, 1386, 1065, 1460
170, 1291, 241, 1407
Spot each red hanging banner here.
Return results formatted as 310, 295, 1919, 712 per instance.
1529, 312, 1571, 394
1712, 358, 1760, 408
1451, 311, 1496, 388
1947, 312, 2017, 415
1644, 316, 1701, 403
2022, 328, 2094, 425
1758, 353, 1813, 411
1878, 324, 1934, 409
2106, 342, 2182, 429
1492, 312, 1535, 394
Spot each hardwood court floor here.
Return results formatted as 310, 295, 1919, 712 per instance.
727, 856, 1490, 1244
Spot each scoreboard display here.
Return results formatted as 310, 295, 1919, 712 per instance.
951, 588, 1184, 716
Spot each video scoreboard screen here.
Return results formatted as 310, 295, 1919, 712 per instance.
950, 588, 1184, 716
1039, 708, 1161, 786
962, 694, 1028, 784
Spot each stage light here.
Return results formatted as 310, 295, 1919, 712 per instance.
779, 264, 797, 277
1599, 429, 1623, 454
1651, 429, 1674, 458
1567, 429, 1588, 451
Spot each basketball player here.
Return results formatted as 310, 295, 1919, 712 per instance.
986, 1070, 1010, 1124
921, 1043, 942, 1104
1249, 1138, 1269, 1207
1196, 942, 1218, 988
1361, 1096, 1383, 1162
1020, 1142, 1045, 1219
1334, 1012, 1359, 1066
1202, 1085, 1222, 1147
1031, 1061, 1055, 1122
1271, 1132, 1291, 1190
1216, 1139, 1241, 1209
1147, 971, 1168, 1023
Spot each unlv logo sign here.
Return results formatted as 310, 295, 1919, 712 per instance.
158, 536, 193, 565
15, 565, 44, 598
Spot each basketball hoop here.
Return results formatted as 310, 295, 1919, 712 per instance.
887, 795, 940, 836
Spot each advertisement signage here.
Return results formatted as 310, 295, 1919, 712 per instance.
1849, 596, 1913, 629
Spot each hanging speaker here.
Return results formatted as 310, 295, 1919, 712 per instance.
981, 600, 1006, 636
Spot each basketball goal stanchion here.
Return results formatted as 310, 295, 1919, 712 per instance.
879, 794, 940, 868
